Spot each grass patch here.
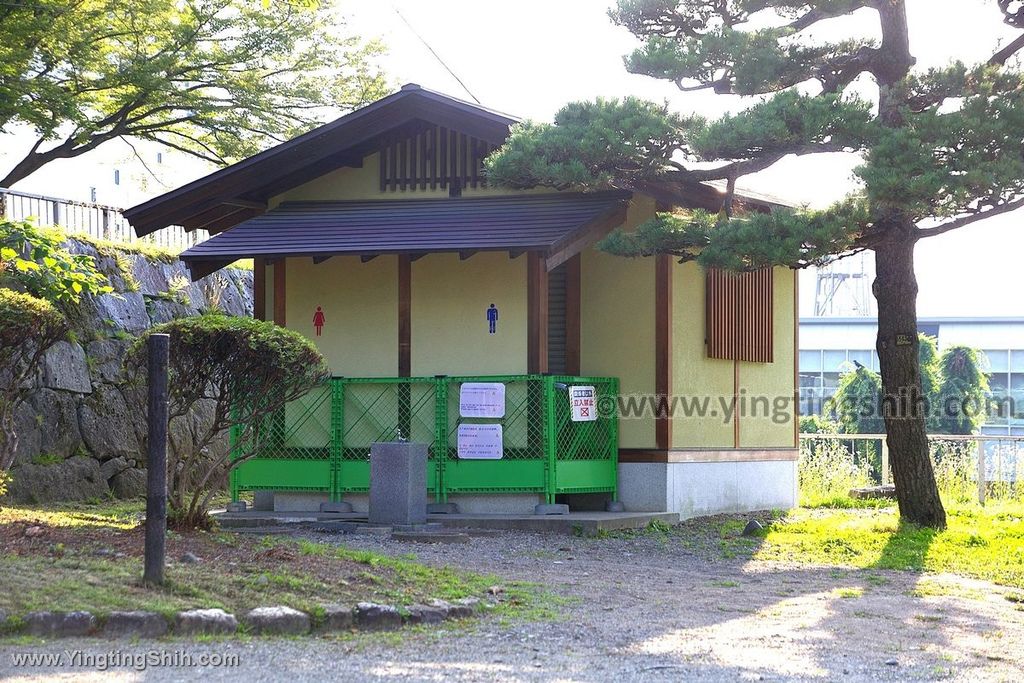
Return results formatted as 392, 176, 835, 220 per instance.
0, 503, 549, 625
746, 503, 1024, 589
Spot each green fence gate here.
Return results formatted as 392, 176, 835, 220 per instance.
230, 375, 619, 505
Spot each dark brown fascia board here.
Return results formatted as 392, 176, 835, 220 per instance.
126, 91, 515, 236
544, 200, 630, 272
182, 245, 548, 281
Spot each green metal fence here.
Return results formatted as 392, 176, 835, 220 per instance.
230, 375, 619, 505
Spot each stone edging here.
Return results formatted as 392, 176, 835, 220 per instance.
0, 598, 481, 639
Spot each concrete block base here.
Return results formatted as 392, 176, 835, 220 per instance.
253, 491, 275, 511
534, 503, 569, 516
618, 452, 798, 518
426, 502, 460, 515
446, 494, 543, 515
225, 501, 247, 513
369, 442, 428, 526
274, 492, 329, 513
320, 501, 353, 513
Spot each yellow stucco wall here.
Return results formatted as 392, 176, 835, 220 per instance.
261, 149, 799, 450
283, 256, 398, 377
670, 264, 797, 449
671, 261, 736, 448
270, 152, 553, 207
580, 195, 658, 449
738, 267, 797, 448
411, 252, 527, 376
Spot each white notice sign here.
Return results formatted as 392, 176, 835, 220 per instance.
457, 423, 504, 459
569, 386, 598, 422
459, 382, 506, 418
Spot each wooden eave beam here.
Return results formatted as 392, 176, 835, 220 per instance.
544, 202, 629, 272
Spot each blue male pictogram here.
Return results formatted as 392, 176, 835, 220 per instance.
487, 303, 499, 334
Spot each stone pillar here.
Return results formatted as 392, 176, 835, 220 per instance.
368, 442, 428, 526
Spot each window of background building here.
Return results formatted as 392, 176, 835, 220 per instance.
798, 349, 877, 415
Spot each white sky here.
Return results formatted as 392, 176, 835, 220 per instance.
2, 0, 1022, 317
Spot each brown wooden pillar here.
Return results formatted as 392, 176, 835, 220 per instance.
273, 258, 286, 326
565, 254, 581, 376
253, 257, 266, 321
527, 251, 549, 374
655, 254, 673, 450
398, 255, 411, 377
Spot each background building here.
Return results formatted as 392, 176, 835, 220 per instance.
799, 316, 1024, 436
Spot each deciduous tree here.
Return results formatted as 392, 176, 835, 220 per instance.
1, 0, 388, 187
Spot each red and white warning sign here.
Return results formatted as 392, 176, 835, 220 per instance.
569, 385, 597, 422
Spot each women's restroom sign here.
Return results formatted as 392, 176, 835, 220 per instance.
570, 386, 597, 422
313, 306, 325, 337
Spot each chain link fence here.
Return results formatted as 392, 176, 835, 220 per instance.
231, 375, 619, 504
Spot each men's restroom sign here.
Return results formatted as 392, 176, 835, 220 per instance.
570, 386, 597, 422
313, 306, 325, 336
486, 303, 498, 334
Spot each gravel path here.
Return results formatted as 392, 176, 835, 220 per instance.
3, 526, 1023, 682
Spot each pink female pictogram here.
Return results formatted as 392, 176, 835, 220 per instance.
313, 306, 325, 336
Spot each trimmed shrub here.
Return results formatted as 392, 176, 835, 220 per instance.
128, 314, 329, 528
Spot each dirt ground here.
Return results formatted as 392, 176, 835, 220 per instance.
2, 519, 1023, 682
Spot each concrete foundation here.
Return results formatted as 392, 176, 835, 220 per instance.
273, 492, 329, 512
253, 491, 275, 512
446, 494, 544, 515
618, 451, 798, 518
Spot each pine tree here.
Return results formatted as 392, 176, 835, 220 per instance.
487, 1, 1024, 528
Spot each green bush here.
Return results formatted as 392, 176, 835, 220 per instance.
127, 313, 329, 529
0, 219, 111, 305
0, 289, 70, 471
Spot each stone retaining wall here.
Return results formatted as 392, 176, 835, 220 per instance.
3, 238, 253, 504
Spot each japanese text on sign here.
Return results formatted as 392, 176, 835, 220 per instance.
459, 382, 506, 418
457, 423, 503, 459
570, 385, 597, 422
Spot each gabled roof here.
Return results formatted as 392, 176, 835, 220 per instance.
124, 84, 518, 236
179, 191, 631, 279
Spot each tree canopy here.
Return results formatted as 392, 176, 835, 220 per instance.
0, 0, 389, 187
486, 3, 1024, 271
486, 1, 1024, 529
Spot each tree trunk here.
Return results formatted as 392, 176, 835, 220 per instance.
0, 412, 19, 472
873, 234, 947, 528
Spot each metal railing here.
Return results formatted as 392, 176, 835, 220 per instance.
800, 432, 1024, 503
229, 375, 620, 505
0, 187, 208, 252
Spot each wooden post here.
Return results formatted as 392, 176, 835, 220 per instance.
977, 441, 986, 506
144, 334, 169, 585
881, 439, 890, 486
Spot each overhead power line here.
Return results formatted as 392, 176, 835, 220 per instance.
392, 5, 481, 104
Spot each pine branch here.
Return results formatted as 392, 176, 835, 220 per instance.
916, 197, 1024, 239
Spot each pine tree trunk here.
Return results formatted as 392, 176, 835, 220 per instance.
873, 234, 947, 528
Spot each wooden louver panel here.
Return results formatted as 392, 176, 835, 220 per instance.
706, 267, 773, 363
379, 124, 494, 192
